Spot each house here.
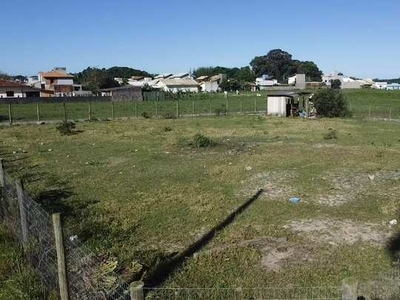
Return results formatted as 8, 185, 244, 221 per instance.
256, 74, 278, 90
197, 74, 226, 92
387, 83, 400, 90
101, 86, 143, 101
288, 74, 306, 89
0, 79, 41, 98
154, 78, 200, 93
38, 67, 83, 97
322, 71, 374, 89
373, 82, 388, 89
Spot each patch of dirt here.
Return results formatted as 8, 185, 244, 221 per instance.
317, 170, 400, 206
106, 157, 130, 167
242, 171, 297, 200
200, 236, 314, 272
284, 219, 392, 247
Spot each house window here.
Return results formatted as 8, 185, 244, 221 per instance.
6, 91, 14, 97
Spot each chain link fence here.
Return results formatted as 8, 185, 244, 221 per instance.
0, 164, 131, 299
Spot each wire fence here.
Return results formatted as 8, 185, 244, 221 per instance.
0, 166, 131, 299
2, 158, 400, 299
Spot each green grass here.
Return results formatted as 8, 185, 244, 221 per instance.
1, 115, 400, 295
0, 225, 53, 299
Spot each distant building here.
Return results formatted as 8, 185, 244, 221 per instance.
372, 82, 388, 89
256, 74, 278, 90
197, 74, 226, 92
0, 79, 41, 98
101, 86, 143, 101
387, 83, 400, 90
155, 78, 200, 93
37, 67, 83, 97
322, 71, 374, 89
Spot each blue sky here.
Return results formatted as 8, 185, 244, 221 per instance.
1, 0, 399, 78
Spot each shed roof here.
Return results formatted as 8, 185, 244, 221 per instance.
101, 85, 142, 92
160, 78, 199, 87
0, 79, 41, 91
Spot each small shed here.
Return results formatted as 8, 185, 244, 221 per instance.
101, 86, 143, 101
267, 91, 312, 117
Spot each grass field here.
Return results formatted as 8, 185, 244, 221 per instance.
1, 113, 400, 295
1, 89, 400, 123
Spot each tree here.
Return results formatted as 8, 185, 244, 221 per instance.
250, 49, 294, 82
250, 49, 323, 83
106, 66, 152, 79
330, 79, 342, 89
312, 89, 350, 118
74, 67, 119, 93
0, 72, 10, 80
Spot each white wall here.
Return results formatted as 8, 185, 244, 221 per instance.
57, 79, 73, 85
0, 91, 24, 98
267, 96, 287, 116
201, 81, 219, 92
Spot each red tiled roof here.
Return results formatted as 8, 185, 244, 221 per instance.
0, 79, 27, 87
40, 71, 74, 78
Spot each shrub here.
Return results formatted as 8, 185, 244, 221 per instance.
163, 126, 172, 132
56, 121, 76, 135
215, 105, 227, 117
163, 112, 176, 119
312, 89, 351, 118
141, 111, 151, 119
323, 129, 338, 140
192, 133, 214, 148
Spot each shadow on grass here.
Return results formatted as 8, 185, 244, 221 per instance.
144, 189, 264, 289
35, 188, 75, 215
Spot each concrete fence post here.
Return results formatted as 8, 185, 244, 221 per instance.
155, 101, 158, 118
111, 102, 115, 120
254, 98, 257, 113
342, 278, 358, 300
0, 158, 4, 188
52, 213, 69, 300
368, 106, 371, 119
389, 107, 392, 121
36, 103, 41, 123
130, 281, 144, 300
209, 99, 212, 115
240, 99, 243, 114
16, 179, 28, 246
176, 101, 179, 118
88, 103, 92, 120
8, 104, 12, 125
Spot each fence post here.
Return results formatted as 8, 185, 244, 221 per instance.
155, 101, 158, 118
36, 103, 41, 123
368, 105, 371, 119
240, 99, 243, 114
0, 158, 4, 187
16, 179, 28, 246
254, 98, 257, 113
52, 213, 69, 300
130, 281, 144, 300
111, 102, 115, 120
8, 104, 12, 125
192, 100, 195, 117
209, 99, 212, 115
226, 98, 229, 113
389, 107, 392, 121
342, 278, 358, 300
88, 103, 92, 120
62, 103, 67, 122
135, 102, 138, 118
176, 101, 179, 118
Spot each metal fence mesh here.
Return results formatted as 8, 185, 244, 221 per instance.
0, 170, 130, 299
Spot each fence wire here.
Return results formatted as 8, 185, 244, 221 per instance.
0, 170, 130, 299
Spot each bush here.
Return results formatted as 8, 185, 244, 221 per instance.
163, 112, 176, 119
163, 126, 172, 132
192, 133, 214, 148
312, 89, 351, 118
56, 121, 76, 135
141, 111, 151, 119
215, 105, 227, 117
323, 129, 338, 140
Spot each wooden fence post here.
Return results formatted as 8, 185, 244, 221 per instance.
209, 99, 212, 115
8, 104, 12, 125
192, 101, 195, 117
62, 103, 67, 122
88, 103, 92, 120
155, 101, 158, 118
0, 158, 4, 187
130, 281, 144, 300
389, 107, 392, 121
240, 99, 243, 114
16, 179, 28, 246
135, 102, 138, 118
111, 102, 115, 120
36, 103, 41, 123
226, 98, 229, 113
368, 105, 371, 119
176, 101, 179, 118
342, 278, 358, 300
254, 98, 257, 113
52, 213, 69, 300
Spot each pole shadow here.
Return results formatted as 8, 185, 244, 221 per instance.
144, 189, 264, 289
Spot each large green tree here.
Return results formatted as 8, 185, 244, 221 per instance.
250, 49, 322, 83
74, 67, 119, 93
